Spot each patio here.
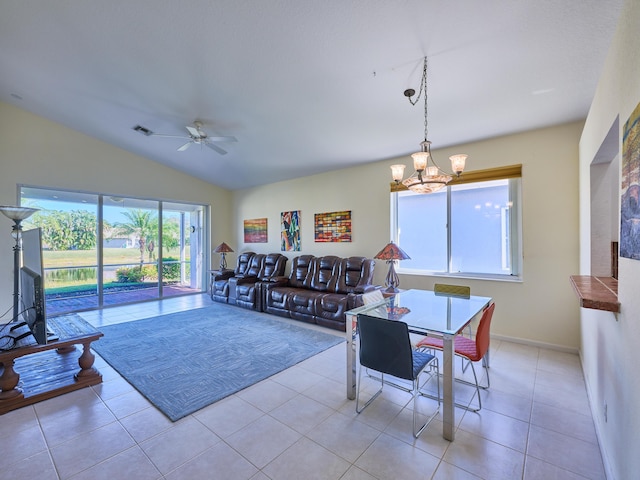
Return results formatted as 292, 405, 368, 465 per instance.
46, 284, 201, 316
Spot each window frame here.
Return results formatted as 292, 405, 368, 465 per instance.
390, 165, 523, 282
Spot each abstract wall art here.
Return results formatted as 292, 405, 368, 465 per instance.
244, 218, 268, 243
281, 210, 301, 251
621, 100, 640, 259
314, 210, 352, 242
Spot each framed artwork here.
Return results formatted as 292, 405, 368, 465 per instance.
244, 218, 268, 243
314, 210, 352, 242
621, 100, 640, 259
281, 210, 301, 251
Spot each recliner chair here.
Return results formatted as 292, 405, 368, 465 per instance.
234, 253, 288, 310
211, 251, 255, 303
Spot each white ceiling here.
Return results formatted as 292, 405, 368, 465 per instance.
0, 1, 623, 190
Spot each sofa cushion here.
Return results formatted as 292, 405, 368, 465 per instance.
259, 253, 287, 280
235, 252, 256, 276
309, 256, 340, 292
288, 255, 314, 288
288, 290, 317, 324
336, 256, 375, 294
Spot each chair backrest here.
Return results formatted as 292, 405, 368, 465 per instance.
309, 256, 340, 292
235, 252, 255, 276
434, 283, 470, 298
336, 256, 375, 294
259, 253, 288, 280
474, 302, 495, 359
245, 253, 265, 277
288, 255, 315, 288
357, 314, 414, 381
362, 289, 384, 305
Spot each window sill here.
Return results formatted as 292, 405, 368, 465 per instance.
399, 269, 522, 283
569, 275, 619, 313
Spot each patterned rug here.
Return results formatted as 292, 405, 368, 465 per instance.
92, 304, 344, 421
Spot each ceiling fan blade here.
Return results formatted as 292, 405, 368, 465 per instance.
205, 142, 227, 155
207, 136, 237, 143
177, 142, 192, 152
185, 125, 200, 137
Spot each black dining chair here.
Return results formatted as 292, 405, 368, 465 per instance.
356, 314, 440, 438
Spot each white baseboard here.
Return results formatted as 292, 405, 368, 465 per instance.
490, 333, 579, 354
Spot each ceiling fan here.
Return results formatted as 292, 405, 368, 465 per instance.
146, 121, 237, 155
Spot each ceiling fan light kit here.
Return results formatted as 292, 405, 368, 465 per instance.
134, 120, 236, 155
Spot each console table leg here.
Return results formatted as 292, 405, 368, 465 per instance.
75, 342, 99, 380
0, 359, 24, 400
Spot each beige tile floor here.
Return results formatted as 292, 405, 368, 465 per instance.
2, 294, 606, 480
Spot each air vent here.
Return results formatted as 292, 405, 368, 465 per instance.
133, 125, 153, 136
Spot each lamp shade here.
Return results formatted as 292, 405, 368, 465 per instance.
0, 205, 38, 222
374, 241, 411, 261
213, 242, 234, 253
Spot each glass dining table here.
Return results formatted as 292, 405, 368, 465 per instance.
345, 288, 492, 441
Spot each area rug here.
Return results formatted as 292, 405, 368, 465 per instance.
91, 304, 344, 421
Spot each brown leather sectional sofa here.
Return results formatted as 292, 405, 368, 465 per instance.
211, 252, 288, 311
212, 253, 376, 331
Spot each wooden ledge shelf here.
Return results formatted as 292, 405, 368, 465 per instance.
570, 275, 620, 313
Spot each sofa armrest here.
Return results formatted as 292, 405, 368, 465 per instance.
353, 284, 377, 294
233, 275, 259, 286
266, 276, 289, 285
213, 270, 235, 281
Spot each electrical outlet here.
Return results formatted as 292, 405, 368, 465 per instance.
604, 402, 608, 422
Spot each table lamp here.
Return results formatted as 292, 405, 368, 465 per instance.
213, 242, 234, 270
0, 205, 39, 322
374, 241, 410, 293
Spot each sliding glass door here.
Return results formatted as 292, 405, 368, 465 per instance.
20, 186, 207, 315
102, 197, 160, 307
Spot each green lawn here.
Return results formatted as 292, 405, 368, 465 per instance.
42, 247, 189, 290
43, 247, 187, 267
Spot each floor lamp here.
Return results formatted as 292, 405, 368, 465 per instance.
0, 206, 38, 322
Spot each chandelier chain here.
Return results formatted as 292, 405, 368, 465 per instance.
423, 58, 428, 141
407, 57, 429, 141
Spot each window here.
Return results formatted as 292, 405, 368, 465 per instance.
392, 166, 522, 280
20, 186, 208, 314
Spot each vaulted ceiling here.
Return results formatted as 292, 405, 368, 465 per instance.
0, 1, 623, 190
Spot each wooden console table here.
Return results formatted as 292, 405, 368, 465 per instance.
0, 314, 103, 414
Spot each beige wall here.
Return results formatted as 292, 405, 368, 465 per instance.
0, 101, 233, 311
233, 121, 582, 350
579, 0, 640, 478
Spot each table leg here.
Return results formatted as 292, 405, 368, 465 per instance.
442, 333, 455, 441
346, 312, 356, 400
74, 342, 101, 380
0, 359, 23, 400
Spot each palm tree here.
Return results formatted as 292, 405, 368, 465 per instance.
114, 209, 158, 268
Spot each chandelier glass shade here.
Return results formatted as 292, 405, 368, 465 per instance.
391, 57, 467, 194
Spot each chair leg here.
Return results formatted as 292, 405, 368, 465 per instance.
413, 360, 440, 438
467, 361, 482, 412
356, 366, 383, 414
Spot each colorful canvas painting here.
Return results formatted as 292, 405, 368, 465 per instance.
244, 218, 268, 243
621, 101, 640, 259
314, 210, 352, 242
281, 210, 301, 251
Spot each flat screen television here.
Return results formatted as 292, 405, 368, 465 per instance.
20, 227, 55, 344
20, 266, 48, 344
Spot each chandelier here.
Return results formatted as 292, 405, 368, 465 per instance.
391, 57, 467, 194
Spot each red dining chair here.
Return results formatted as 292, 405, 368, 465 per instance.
415, 302, 495, 412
